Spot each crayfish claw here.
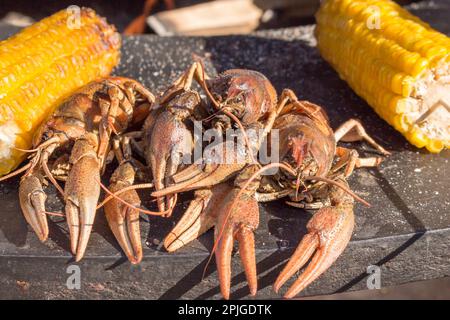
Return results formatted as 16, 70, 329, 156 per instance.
65, 135, 101, 261
19, 175, 48, 242
66, 187, 99, 262
106, 204, 142, 264
164, 184, 231, 252
213, 186, 259, 300
163, 189, 212, 252
274, 203, 354, 298
105, 162, 143, 264
273, 233, 319, 294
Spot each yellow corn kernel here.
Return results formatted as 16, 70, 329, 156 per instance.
407, 128, 428, 148
408, 56, 429, 77
426, 140, 444, 153
0, 8, 121, 176
316, 0, 449, 153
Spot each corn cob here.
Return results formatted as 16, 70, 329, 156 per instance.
315, 0, 449, 153
0, 8, 121, 176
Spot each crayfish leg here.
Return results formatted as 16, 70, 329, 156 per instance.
334, 119, 390, 156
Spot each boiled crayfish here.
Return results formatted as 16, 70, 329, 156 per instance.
2, 63, 390, 299
141, 62, 390, 299
1, 77, 155, 261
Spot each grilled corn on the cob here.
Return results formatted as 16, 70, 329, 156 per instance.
316, 0, 449, 152
0, 8, 121, 176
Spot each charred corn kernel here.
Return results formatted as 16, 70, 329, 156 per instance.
0, 8, 121, 176
316, 0, 450, 153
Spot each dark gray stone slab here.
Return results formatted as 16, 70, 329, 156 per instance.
0, 1, 449, 299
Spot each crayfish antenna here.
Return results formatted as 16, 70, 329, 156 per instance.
96, 178, 168, 216
43, 211, 65, 217
303, 175, 370, 207
0, 162, 32, 181
96, 182, 154, 209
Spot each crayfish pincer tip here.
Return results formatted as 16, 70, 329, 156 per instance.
273, 275, 290, 295
37, 230, 48, 242
162, 234, 175, 251
129, 256, 141, 265
129, 240, 143, 265
236, 227, 258, 297
221, 290, 230, 301
284, 285, 303, 300
272, 283, 281, 295
32, 215, 49, 243
33, 222, 49, 243
19, 175, 49, 243
216, 229, 234, 301
164, 239, 182, 253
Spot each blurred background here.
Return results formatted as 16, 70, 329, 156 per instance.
0, 0, 448, 300
0, 0, 419, 36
